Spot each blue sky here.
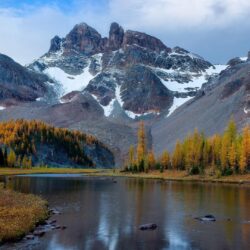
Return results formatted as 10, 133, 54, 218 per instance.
0, 0, 250, 65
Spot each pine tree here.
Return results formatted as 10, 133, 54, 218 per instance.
137, 121, 147, 164
7, 149, 16, 167
161, 150, 170, 170
229, 142, 237, 172
220, 133, 230, 170
147, 150, 156, 170
226, 117, 237, 144
128, 145, 135, 171
239, 126, 250, 173
21, 155, 28, 169
172, 140, 183, 170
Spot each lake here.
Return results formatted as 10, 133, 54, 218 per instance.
1, 174, 250, 250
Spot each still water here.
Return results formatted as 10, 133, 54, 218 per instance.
1, 174, 250, 250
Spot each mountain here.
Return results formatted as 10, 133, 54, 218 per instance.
28, 22, 225, 119
152, 55, 250, 155
0, 22, 229, 166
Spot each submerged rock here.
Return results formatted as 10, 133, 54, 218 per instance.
195, 215, 216, 222
49, 208, 61, 215
139, 223, 157, 230
25, 234, 35, 240
33, 230, 46, 237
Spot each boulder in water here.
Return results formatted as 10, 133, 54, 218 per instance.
195, 215, 216, 222
139, 223, 157, 230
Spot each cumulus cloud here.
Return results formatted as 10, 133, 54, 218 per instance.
0, 0, 250, 64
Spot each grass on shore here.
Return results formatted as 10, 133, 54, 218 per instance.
0, 187, 48, 243
90, 169, 250, 185
0, 167, 102, 176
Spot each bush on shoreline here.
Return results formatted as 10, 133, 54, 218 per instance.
0, 187, 48, 244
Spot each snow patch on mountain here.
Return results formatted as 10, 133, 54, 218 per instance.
115, 85, 124, 107
240, 57, 248, 62
0, 106, 6, 110
102, 98, 115, 117
125, 110, 160, 119
158, 65, 227, 93
244, 107, 250, 114
44, 64, 95, 96
167, 96, 193, 117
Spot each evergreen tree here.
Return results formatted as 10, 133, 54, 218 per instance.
172, 140, 183, 170
161, 150, 171, 169
7, 149, 16, 167
137, 121, 147, 164
229, 142, 237, 172
128, 145, 135, 171
147, 150, 156, 170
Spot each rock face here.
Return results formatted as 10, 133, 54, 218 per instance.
121, 65, 173, 114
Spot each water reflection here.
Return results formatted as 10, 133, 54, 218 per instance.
1, 176, 250, 250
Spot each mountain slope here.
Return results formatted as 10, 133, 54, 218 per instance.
0, 54, 58, 107
152, 55, 250, 155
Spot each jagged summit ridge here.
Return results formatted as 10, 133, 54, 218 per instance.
48, 22, 171, 56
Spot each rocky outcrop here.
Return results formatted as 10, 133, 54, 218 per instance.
121, 65, 173, 113
49, 36, 63, 53
227, 57, 244, 67
122, 30, 171, 53
108, 22, 124, 50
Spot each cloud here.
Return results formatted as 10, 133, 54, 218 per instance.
0, 0, 250, 65
109, 0, 250, 29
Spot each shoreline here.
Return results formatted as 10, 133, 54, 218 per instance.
1, 168, 250, 185
89, 170, 250, 185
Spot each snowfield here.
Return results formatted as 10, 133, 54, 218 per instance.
44, 64, 96, 96
167, 96, 193, 117
158, 65, 227, 93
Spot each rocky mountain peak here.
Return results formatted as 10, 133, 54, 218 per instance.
108, 22, 124, 50
63, 23, 102, 55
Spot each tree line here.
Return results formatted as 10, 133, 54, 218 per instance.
124, 119, 250, 175
0, 119, 104, 168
